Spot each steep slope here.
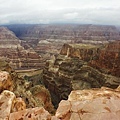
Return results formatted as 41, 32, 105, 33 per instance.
90, 41, 120, 77
43, 41, 120, 107
60, 41, 120, 77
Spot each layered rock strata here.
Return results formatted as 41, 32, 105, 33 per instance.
0, 90, 53, 120
90, 41, 120, 77
5, 24, 120, 69
60, 41, 120, 77
43, 42, 120, 106
7, 24, 120, 45
0, 27, 42, 69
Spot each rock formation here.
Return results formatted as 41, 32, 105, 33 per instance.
1, 86, 120, 120
60, 41, 120, 77
90, 41, 120, 77
55, 87, 120, 120
5, 24, 120, 69
43, 42, 120, 107
0, 63, 55, 119
0, 90, 52, 120
0, 71, 13, 92
0, 61, 55, 114
0, 27, 42, 69
9, 107, 52, 120
34, 39, 72, 68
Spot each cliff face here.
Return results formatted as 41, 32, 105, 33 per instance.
60, 41, 120, 77
5, 24, 120, 69
0, 60, 54, 117
0, 27, 43, 69
90, 41, 120, 77
6, 24, 120, 69
43, 42, 120, 106
7, 24, 120, 45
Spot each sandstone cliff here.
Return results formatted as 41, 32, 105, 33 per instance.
60, 41, 120, 77
90, 41, 120, 77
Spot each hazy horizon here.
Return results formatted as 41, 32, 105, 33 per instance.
0, 0, 120, 25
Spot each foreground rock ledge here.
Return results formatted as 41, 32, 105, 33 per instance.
1, 87, 120, 120
9, 107, 51, 120
56, 87, 120, 120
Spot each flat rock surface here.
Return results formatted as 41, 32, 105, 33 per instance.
56, 87, 120, 120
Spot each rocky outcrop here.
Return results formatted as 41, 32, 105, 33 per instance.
0, 73, 54, 119
0, 27, 43, 69
90, 41, 120, 77
55, 87, 120, 120
0, 90, 16, 120
60, 41, 120, 77
9, 107, 51, 120
1, 86, 120, 119
12, 72, 54, 114
0, 90, 26, 120
0, 62, 54, 114
0, 90, 53, 120
0, 71, 13, 92
43, 42, 120, 107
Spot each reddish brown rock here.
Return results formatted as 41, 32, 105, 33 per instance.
6, 24, 120, 69
60, 43, 100, 61
0, 71, 13, 92
0, 90, 15, 120
43, 45, 120, 107
9, 107, 51, 120
0, 27, 42, 69
90, 41, 120, 77
55, 87, 120, 120
12, 97, 26, 112
30, 85, 55, 114
60, 41, 120, 77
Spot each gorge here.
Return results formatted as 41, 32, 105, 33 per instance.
0, 24, 120, 119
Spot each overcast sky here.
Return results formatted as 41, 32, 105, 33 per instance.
0, 0, 120, 25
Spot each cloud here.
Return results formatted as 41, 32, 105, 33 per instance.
0, 0, 120, 25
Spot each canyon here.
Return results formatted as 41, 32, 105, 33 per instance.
0, 69, 120, 119
43, 41, 120, 106
0, 24, 120, 119
3, 24, 120, 69
0, 27, 43, 69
